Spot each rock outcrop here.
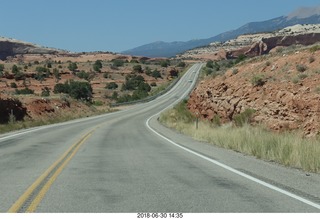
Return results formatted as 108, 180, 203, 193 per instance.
241, 33, 320, 57
0, 37, 62, 60
188, 48, 320, 137
181, 24, 320, 60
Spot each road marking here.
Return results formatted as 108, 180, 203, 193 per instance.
0, 64, 200, 143
146, 116, 320, 210
145, 63, 320, 210
7, 130, 93, 213
0, 105, 133, 142
5, 63, 201, 212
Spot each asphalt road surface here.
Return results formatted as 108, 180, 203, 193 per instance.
1, 63, 320, 213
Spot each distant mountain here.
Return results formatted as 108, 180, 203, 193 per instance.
122, 6, 320, 58
121, 40, 216, 58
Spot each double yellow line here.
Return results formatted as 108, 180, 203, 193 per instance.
8, 130, 94, 213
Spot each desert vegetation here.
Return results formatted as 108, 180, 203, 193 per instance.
161, 43, 320, 173
0, 53, 188, 133
160, 100, 320, 173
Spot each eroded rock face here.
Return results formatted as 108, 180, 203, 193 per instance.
181, 24, 320, 61
0, 39, 60, 60
188, 49, 320, 137
242, 33, 320, 57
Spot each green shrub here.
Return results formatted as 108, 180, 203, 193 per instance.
309, 45, 320, 53
265, 61, 271, 66
122, 74, 145, 90
309, 56, 315, 63
68, 62, 78, 72
53, 68, 60, 81
160, 60, 170, 67
298, 73, 308, 80
15, 88, 34, 95
54, 82, 70, 94
232, 68, 239, 75
133, 65, 143, 73
68, 80, 93, 101
93, 60, 103, 72
206, 61, 214, 69
36, 66, 48, 74
132, 89, 148, 100
138, 82, 151, 92
41, 87, 50, 97
212, 115, 221, 127
251, 74, 266, 86
112, 59, 125, 67
77, 71, 90, 80
54, 80, 92, 101
151, 69, 162, 79
292, 77, 300, 84
117, 81, 151, 103
177, 62, 186, 67
10, 82, 17, 88
111, 91, 118, 100
145, 67, 152, 76
205, 68, 213, 75
206, 61, 220, 71
130, 59, 139, 63
172, 100, 195, 123
0, 98, 27, 123
106, 82, 118, 90
233, 108, 256, 127
296, 64, 307, 73
0, 64, 4, 72
235, 54, 247, 64
93, 100, 103, 106
14, 72, 26, 81
12, 64, 19, 74
103, 73, 109, 78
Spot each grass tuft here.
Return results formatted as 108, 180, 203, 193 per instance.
160, 101, 320, 173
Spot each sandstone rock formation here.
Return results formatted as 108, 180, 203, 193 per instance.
0, 37, 62, 60
181, 24, 320, 61
188, 48, 320, 137
242, 33, 320, 57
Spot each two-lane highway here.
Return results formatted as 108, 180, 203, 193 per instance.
1, 63, 320, 212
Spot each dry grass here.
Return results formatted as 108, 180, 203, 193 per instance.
160, 102, 320, 173
0, 108, 111, 135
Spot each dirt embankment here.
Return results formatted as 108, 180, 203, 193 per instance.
0, 93, 100, 125
188, 47, 320, 137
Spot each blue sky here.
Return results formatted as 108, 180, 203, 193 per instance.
0, 0, 319, 53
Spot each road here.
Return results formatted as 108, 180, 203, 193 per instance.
0, 63, 320, 213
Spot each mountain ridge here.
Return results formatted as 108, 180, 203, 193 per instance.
122, 6, 320, 58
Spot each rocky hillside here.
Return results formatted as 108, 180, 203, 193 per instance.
181, 24, 320, 60
188, 44, 320, 137
0, 51, 183, 124
0, 37, 63, 60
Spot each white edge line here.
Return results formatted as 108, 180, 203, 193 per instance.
0, 85, 158, 142
145, 64, 320, 211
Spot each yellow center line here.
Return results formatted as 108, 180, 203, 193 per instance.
7, 130, 94, 213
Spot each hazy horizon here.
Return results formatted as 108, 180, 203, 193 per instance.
1, 0, 319, 53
